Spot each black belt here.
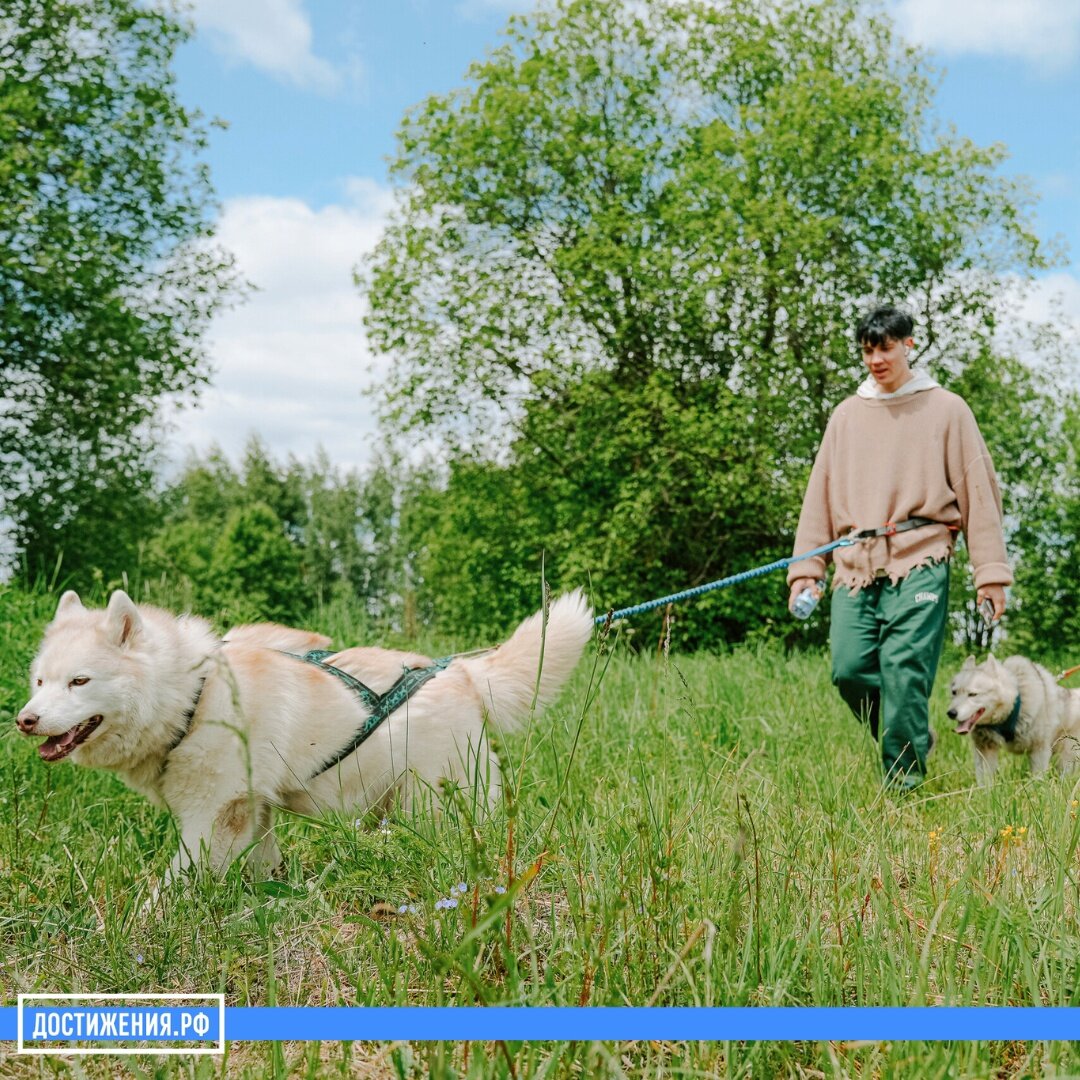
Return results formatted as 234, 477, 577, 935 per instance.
985, 693, 1022, 743
849, 517, 948, 540
165, 677, 207, 756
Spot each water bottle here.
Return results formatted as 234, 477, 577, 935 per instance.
791, 584, 822, 621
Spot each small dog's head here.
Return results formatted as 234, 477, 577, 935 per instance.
947, 654, 1010, 735
16, 590, 144, 765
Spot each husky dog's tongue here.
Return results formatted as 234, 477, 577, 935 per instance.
955, 708, 985, 736
39, 716, 103, 762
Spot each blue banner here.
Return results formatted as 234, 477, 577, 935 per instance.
4, 1005, 1080, 1044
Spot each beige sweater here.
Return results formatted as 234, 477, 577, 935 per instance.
787, 386, 1012, 591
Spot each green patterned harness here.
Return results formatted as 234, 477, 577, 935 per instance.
286, 649, 452, 778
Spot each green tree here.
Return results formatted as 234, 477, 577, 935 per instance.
291, 447, 402, 616
142, 440, 416, 628
143, 441, 305, 618
0, 0, 237, 584
1001, 397, 1080, 655
141, 445, 247, 608
364, 0, 1059, 645
209, 502, 304, 625
941, 351, 1079, 652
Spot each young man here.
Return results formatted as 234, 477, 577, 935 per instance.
787, 305, 1011, 791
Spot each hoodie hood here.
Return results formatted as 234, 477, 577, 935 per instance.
856, 368, 940, 400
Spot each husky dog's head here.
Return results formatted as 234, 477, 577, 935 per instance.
16, 590, 146, 766
947, 654, 1013, 736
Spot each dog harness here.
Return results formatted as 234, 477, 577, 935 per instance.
166, 677, 207, 755
286, 650, 453, 779
984, 693, 1022, 743
161, 653, 453, 775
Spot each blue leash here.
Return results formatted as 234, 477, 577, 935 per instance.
594, 538, 855, 625
279, 536, 854, 773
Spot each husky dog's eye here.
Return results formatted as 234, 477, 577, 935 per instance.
36, 678, 42, 687
70, 676, 90, 687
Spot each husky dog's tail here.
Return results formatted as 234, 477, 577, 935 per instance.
460, 590, 593, 733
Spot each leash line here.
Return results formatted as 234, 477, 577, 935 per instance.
595, 537, 856, 625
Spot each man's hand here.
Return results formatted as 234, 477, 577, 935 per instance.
977, 583, 1007, 622
789, 577, 820, 613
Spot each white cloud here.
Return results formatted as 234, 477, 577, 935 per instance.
169, 185, 1080, 479
166, 179, 395, 473
982, 272, 1080, 386
891, 0, 1080, 67
1017, 271, 1080, 324
186, 0, 344, 92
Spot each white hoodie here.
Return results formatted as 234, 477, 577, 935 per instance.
856, 368, 940, 400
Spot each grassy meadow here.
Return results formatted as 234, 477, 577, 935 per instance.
2, 581, 1080, 1078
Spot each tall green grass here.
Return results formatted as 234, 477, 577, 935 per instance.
1, 580, 1079, 1077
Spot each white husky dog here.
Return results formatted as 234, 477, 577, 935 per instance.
947, 654, 1080, 786
17, 589, 592, 880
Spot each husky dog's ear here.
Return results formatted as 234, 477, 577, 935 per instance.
961, 655, 977, 670
55, 590, 84, 618
105, 590, 143, 648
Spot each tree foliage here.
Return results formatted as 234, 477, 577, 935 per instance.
364, 0, 1064, 646
208, 502, 305, 624
939, 348, 1080, 652
142, 439, 411, 629
999, 396, 1080, 655
0, 0, 237, 582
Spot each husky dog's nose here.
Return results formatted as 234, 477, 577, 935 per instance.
16, 711, 39, 733
946, 707, 957, 721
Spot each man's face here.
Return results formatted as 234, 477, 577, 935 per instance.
860, 335, 913, 394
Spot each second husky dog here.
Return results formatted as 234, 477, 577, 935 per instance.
947, 654, 1080, 786
17, 589, 593, 881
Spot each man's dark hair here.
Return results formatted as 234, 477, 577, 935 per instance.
856, 305, 915, 347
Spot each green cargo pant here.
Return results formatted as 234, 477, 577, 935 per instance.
829, 561, 950, 787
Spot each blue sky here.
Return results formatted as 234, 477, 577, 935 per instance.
167, 0, 1080, 472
